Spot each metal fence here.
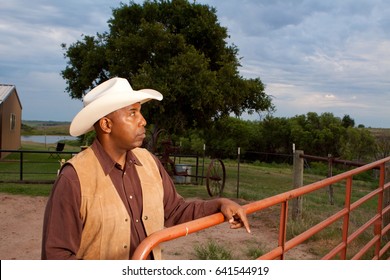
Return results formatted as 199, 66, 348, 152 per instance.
0, 149, 77, 183
132, 155, 390, 260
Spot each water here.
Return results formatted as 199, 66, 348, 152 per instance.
21, 135, 77, 144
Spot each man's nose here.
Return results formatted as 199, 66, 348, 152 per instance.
140, 115, 147, 126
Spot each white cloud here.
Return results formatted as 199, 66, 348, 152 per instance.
211, 0, 390, 127
1, 0, 390, 127
0, 0, 117, 121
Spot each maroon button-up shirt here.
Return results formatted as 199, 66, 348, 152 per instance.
41, 140, 219, 259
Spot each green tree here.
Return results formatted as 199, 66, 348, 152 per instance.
372, 130, 390, 159
261, 116, 292, 154
207, 116, 257, 158
316, 112, 346, 156
289, 114, 316, 154
61, 0, 273, 134
341, 114, 355, 128
340, 127, 376, 162
289, 112, 346, 156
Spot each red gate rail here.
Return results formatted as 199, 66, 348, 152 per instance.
132, 156, 390, 260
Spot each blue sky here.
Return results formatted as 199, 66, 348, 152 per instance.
1, 0, 389, 128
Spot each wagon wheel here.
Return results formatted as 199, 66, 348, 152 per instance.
206, 158, 226, 197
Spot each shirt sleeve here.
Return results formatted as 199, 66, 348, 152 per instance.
152, 155, 220, 227
41, 164, 82, 260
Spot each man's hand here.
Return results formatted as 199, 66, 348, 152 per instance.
218, 198, 251, 234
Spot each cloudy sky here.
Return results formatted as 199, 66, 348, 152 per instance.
1, 0, 389, 128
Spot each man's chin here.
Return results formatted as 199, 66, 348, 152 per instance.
130, 141, 144, 150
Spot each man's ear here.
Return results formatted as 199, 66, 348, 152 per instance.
98, 117, 112, 133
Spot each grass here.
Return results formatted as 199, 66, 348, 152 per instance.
0, 141, 389, 259
0, 183, 52, 196
246, 246, 267, 259
0, 141, 79, 195
194, 240, 233, 260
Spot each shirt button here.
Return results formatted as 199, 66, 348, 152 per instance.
129, 195, 133, 199
144, 216, 148, 220
123, 244, 128, 249
125, 218, 128, 222
135, 219, 139, 223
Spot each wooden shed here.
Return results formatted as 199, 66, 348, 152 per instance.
0, 84, 22, 159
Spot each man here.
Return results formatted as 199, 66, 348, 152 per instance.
41, 77, 250, 260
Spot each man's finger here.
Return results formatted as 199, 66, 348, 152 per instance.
231, 213, 251, 234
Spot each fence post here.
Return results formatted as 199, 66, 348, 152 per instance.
385, 163, 390, 241
19, 151, 23, 181
292, 150, 304, 221
328, 154, 334, 205
237, 147, 240, 198
201, 144, 205, 185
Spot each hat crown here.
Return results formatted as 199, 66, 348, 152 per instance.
83, 77, 132, 107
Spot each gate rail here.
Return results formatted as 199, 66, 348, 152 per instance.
132, 156, 390, 260
0, 149, 77, 182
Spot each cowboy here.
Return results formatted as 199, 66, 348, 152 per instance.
41, 77, 250, 260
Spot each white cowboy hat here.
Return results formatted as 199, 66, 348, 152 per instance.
69, 77, 163, 136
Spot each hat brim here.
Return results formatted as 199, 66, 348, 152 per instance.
69, 88, 162, 137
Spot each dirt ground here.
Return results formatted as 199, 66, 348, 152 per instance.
0, 193, 315, 260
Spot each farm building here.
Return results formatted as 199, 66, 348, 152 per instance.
0, 84, 22, 159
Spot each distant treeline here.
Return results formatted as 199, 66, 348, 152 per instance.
142, 112, 390, 163
25, 114, 390, 164
22, 120, 71, 127
22, 121, 70, 136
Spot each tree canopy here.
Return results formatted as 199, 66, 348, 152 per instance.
61, 0, 273, 133
203, 112, 381, 162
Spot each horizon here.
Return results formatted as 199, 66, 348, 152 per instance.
21, 118, 390, 130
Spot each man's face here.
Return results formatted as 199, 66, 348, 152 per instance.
106, 103, 147, 150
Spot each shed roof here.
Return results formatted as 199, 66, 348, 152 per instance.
0, 84, 22, 109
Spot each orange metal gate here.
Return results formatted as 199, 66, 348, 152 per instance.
132, 156, 390, 260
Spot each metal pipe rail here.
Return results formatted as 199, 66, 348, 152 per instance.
132, 156, 390, 260
0, 149, 78, 182
300, 153, 371, 168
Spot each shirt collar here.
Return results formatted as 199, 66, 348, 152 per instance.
91, 139, 143, 175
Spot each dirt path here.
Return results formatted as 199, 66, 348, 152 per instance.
0, 194, 48, 260
0, 194, 315, 260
